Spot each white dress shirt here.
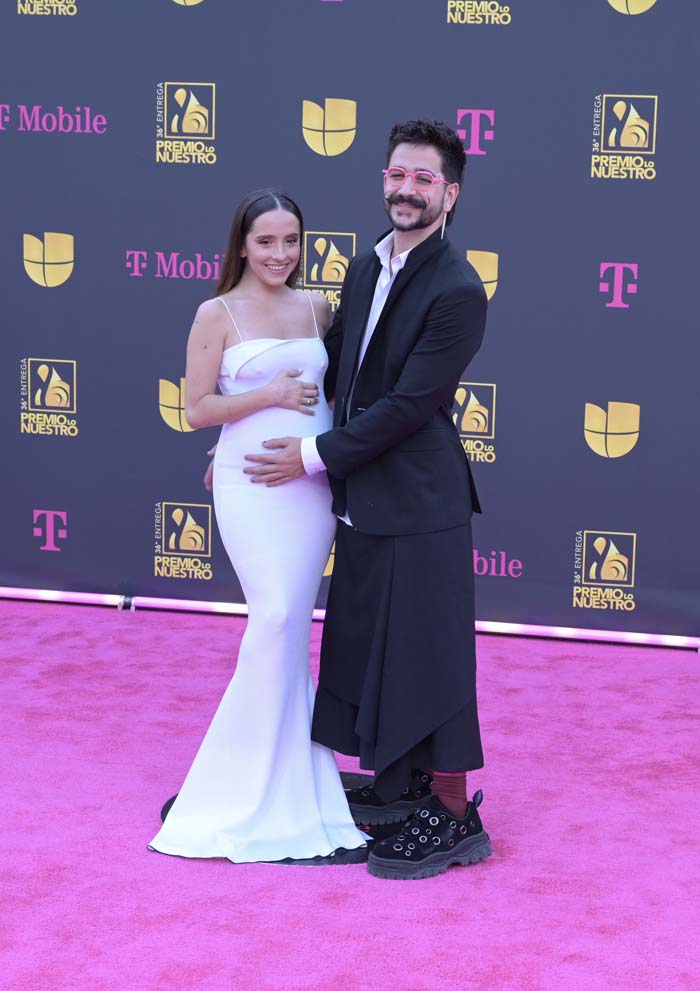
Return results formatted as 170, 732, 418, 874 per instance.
300, 232, 413, 525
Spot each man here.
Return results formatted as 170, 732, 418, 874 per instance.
244, 119, 492, 880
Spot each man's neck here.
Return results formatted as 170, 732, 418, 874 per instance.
391, 217, 444, 258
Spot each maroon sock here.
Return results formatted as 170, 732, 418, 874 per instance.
430, 771, 468, 818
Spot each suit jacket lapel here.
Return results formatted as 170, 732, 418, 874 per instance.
336, 252, 380, 403
369, 227, 448, 342
336, 228, 449, 410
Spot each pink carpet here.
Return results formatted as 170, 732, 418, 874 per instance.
3, 600, 698, 991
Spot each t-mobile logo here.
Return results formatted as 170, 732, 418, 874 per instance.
33, 510, 68, 552
599, 262, 639, 308
456, 109, 495, 156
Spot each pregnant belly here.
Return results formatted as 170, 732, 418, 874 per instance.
214, 403, 332, 472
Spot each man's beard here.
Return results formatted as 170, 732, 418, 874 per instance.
385, 192, 444, 232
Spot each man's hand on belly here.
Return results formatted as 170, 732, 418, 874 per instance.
244, 437, 305, 486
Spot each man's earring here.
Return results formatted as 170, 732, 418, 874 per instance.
440, 211, 447, 240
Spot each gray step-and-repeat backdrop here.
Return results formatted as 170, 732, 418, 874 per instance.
2, 0, 698, 638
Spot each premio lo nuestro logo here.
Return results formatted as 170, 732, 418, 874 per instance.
447, 1, 512, 26
303, 232, 356, 310
466, 250, 498, 300
23, 232, 74, 287
156, 83, 216, 165
155, 502, 212, 580
573, 530, 637, 611
607, 0, 657, 13
302, 99, 356, 156
20, 358, 78, 437
453, 382, 496, 463
159, 378, 194, 432
591, 94, 658, 181
18, 0, 77, 15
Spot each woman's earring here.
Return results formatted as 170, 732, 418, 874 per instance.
440, 211, 447, 240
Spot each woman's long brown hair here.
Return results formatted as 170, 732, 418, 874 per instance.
214, 189, 304, 296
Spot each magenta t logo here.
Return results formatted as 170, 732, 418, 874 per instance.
33, 510, 68, 552
599, 262, 639, 308
456, 109, 495, 156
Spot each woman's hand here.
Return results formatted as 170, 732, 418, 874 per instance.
269, 369, 319, 415
203, 445, 216, 492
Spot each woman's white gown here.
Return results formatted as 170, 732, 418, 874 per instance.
149, 296, 367, 863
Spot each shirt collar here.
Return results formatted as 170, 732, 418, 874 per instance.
374, 231, 412, 273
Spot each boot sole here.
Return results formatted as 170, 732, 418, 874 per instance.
348, 799, 425, 826
367, 832, 493, 880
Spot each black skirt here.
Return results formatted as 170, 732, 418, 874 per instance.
311, 521, 484, 801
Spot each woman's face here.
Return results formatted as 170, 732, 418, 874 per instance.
241, 208, 301, 287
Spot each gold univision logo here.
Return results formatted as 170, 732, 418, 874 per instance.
159, 378, 194, 432
304, 232, 356, 290
171, 0, 206, 5
163, 503, 211, 557
602, 96, 657, 154
466, 250, 498, 301
607, 0, 657, 13
582, 532, 636, 588
165, 84, 215, 139
302, 99, 356, 156
28, 359, 77, 414
584, 402, 640, 458
23, 233, 74, 288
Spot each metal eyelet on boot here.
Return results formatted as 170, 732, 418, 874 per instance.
407, 843, 416, 850
432, 836, 441, 846
429, 816, 439, 826
393, 843, 403, 852
449, 820, 457, 828
419, 836, 428, 844
460, 825, 467, 835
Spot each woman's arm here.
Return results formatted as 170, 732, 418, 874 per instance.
185, 299, 318, 430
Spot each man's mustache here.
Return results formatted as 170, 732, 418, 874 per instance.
385, 193, 425, 209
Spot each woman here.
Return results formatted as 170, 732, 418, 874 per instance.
149, 190, 367, 863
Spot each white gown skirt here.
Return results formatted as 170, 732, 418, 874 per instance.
149, 397, 367, 862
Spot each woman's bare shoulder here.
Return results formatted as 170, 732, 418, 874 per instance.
195, 296, 227, 321
188, 297, 229, 352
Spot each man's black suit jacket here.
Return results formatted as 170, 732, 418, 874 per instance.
316, 227, 487, 536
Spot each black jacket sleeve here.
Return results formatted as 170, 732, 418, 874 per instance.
316, 282, 486, 480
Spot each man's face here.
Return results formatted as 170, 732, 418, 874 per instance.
384, 143, 450, 232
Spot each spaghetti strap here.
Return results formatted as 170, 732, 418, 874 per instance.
305, 292, 320, 338
218, 297, 245, 342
